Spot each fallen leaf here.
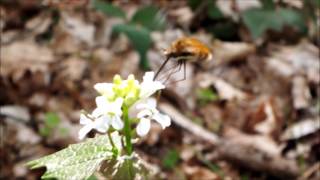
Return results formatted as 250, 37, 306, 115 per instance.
60, 11, 95, 46
168, 7, 193, 28
216, 0, 261, 20
1, 40, 54, 80
182, 164, 219, 180
254, 100, 278, 136
25, 12, 52, 36
267, 41, 320, 83
209, 40, 256, 66
291, 75, 311, 110
197, 73, 249, 101
0, 105, 31, 122
281, 118, 320, 140
60, 57, 88, 81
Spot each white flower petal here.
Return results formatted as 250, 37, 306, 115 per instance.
94, 83, 114, 95
136, 118, 151, 136
143, 72, 155, 82
139, 72, 165, 99
92, 107, 103, 117
111, 115, 124, 130
112, 98, 123, 116
146, 98, 157, 109
78, 124, 93, 140
95, 96, 108, 109
80, 114, 92, 125
137, 109, 152, 118
136, 103, 149, 110
94, 116, 109, 133
153, 113, 171, 129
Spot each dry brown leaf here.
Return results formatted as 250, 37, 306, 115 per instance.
52, 29, 80, 54
267, 41, 320, 83
25, 12, 52, 36
120, 51, 139, 78
182, 165, 219, 180
92, 48, 113, 63
168, 7, 193, 28
292, 75, 311, 110
254, 100, 278, 136
216, 0, 261, 20
209, 40, 256, 66
223, 127, 282, 156
1, 40, 54, 80
60, 12, 95, 47
60, 57, 88, 81
0, 105, 30, 122
197, 73, 249, 101
28, 93, 47, 107
281, 118, 320, 141
3, 110, 41, 145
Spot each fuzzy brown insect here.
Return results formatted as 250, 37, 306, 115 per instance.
154, 37, 212, 82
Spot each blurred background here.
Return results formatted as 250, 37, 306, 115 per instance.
0, 0, 319, 179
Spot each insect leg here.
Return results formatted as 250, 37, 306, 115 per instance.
168, 60, 187, 85
163, 61, 183, 84
154, 56, 171, 80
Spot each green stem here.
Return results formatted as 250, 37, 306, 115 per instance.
108, 132, 116, 148
123, 106, 133, 155
122, 105, 134, 179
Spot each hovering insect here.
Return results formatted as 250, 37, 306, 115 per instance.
154, 37, 212, 82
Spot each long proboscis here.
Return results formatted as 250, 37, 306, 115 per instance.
153, 56, 171, 81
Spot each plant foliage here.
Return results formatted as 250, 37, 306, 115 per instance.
27, 133, 122, 179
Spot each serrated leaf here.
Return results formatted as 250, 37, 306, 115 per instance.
93, 0, 126, 19
113, 24, 152, 69
102, 153, 149, 180
130, 5, 165, 31
27, 133, 122, 180
242, 8, 306, 39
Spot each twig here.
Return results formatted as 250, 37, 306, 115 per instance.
159, 102, 220, 145
299, 163, 320, 180
159, 102, 299, 179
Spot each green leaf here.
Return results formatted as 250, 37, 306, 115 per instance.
102, 153, 149, 180
93, 0, 126, 19
260, 0, 275, 10
187, 0, 202, 10
87, 175, 98, 180
242, 8, 306, 39
208, 21, 238, 40
162, 149, 179, 169
207, 1, 223, 20
113, 24, 152, 70
278, 8, 306, 33
39, 126, 50, 137
130, 5, 165, 31
196, 88, 219, 105
27, 133, 122, 180
44, 112, 60, 128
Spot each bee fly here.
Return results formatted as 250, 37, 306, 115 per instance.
154, 37, 212, 82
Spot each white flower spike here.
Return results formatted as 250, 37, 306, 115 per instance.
78, 71, 170, 140
136, 98, 171, 136
139, 72, 165, 99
